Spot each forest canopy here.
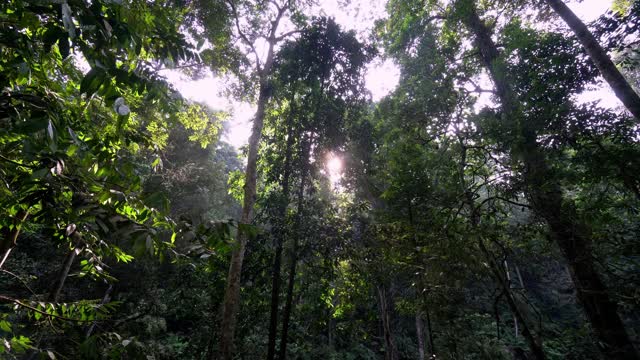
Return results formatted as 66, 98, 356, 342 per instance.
1, 0, 639, 359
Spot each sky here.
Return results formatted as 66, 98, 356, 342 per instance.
167, 0, 616, 149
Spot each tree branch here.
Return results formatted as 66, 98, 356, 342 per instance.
226, 0, 262, 71
0, 295, 99, 323
0, 154, 36, 169
275, 29, 301, 42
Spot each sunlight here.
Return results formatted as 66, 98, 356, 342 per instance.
165, 0, 614, 150
325, 153, 344, 189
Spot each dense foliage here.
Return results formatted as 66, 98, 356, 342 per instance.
1, 0, 639, 359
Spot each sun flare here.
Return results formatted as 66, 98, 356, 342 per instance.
325, 153, 344, 188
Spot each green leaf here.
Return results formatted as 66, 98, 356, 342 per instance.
0, 321, 11, 333
80, 68, 106, 96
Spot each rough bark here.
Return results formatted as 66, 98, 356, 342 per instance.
217, 81, 269, 360
266, 117, 296, 360
545, 0, 640, 120
461, 2, 638, 358
278, 136, 310, 360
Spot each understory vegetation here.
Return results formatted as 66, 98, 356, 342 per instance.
1, 0, 639, 359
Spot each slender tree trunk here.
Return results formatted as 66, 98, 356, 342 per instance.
217, 2, 291, 356
470, 207, 544, 359
408, 202, 436, 358
218, 77, 271, 360
461, 3, 638, 358
48, 233, 83, 302
328, 283, 338, 350
266, 118, 296, 360
425, 309, 435, 357
377, 285, 399, 360
278, 136, 309, 360
478, 239, 544, 359
504, 260, 519, 338
545, 0, 640, 120
416, 312, 426, 360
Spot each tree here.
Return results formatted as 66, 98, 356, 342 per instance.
455, 0, 638, 357
0, 0, 226, 356
261, 18, 374, 359
206, 1, 311, 358
544, 0, 640, 120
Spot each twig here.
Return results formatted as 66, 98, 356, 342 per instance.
0, 154, 36, 169
0, 269, 41, 300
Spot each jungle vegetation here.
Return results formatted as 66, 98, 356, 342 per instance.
1, 0, 639, 359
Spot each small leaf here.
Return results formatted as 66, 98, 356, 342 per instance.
80, 68, 105, 96
0, 320, 11, 332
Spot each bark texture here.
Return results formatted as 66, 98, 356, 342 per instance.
461, 2, 638, 358
545, 0, 640, 120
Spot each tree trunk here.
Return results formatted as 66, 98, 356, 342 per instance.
425, 309, 435, 357
217, 77, 271, 360
416, 312, 426, 360
545, 0, 640, 120
408, 204, 428, 360
475, 223, 545, 359
48, 233, 83, 302
504, 260, 519, 338
217, 3, 291, 356
377, 285, 399, 360
328, 283, 338, 350
278, 136, 310, 360
461, 3, 638, 358
266, 117, 296, 360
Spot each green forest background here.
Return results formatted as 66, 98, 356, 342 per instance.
1, 0, 640, 359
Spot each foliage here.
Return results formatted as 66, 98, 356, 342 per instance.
1, 0, 639, 359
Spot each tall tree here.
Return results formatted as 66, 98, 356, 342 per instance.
265, 18, 374, 358
213, 1, 306, 358
544, 0, 640, 120
456, 0, 638, 357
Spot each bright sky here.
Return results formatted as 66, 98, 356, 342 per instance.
167, 0, 616, 149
